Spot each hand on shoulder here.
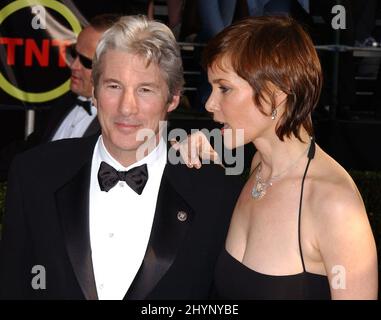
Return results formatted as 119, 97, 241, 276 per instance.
170, 131, 222, 169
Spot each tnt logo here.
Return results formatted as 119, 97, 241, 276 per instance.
0, 0, 82, 103
0, 37, 71, 67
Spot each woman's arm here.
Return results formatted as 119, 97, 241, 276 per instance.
316, 184, 378, 299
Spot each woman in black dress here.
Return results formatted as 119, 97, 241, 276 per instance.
174, 16, 378, 299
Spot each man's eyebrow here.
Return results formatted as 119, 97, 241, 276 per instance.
102, 78, 121, 84
139, 82, 160, 88
101, 79, 160, 88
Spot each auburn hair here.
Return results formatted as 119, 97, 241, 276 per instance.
202, 16, 322, 141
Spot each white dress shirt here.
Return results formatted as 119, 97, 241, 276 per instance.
89, 135, 167, 300
51, 96, 97, 141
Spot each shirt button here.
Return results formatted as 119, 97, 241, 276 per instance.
99, 284, 104, 290
109, 233, 114, 238
119, 182, 124, 187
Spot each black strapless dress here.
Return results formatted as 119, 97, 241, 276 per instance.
214, 248, 331, 300
213, 138, 331, 300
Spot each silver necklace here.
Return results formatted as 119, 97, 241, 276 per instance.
251, 138, 312, 200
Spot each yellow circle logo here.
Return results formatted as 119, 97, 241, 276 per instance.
0, 0, 81, 103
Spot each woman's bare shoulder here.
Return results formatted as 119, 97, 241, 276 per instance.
307, 147, 377, 299
308, 145, 368, 228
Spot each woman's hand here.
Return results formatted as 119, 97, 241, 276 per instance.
171, 131, 222, 169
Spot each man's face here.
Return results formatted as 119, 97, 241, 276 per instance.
93, 50, 180, 166
70, 26, 103, 97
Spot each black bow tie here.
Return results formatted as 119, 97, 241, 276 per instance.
76, 98, 92, 116
98, 161, 149, 194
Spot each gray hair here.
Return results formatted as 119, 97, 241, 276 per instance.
92, 15, 184, 101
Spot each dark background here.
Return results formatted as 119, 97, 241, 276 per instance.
1, 0, 381, 171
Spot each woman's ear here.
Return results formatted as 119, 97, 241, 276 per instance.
275, 90, 287, 107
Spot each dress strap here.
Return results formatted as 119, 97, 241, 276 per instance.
298, 137, 315, 273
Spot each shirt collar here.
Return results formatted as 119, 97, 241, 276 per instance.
77, 95, 91, 102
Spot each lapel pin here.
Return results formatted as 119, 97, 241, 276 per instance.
177, 211, 188, 222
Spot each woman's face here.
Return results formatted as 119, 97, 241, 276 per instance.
205, 61, 275, 149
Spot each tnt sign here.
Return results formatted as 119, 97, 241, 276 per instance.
0, 37, 71, 67
0, 0, 81, 104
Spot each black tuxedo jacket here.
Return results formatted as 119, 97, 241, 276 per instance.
34, 92, 100, 143
0, 135, 244, 299
0, 93, 99, 182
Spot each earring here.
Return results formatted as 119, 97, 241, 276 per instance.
271, 108, 277, 120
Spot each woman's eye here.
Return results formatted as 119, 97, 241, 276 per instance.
219, 86, 230, 93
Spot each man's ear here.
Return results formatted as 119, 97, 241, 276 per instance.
92, 86, 98, 108
167, 93, 180, 112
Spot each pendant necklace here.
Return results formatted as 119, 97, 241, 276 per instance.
251, 137, 312, 200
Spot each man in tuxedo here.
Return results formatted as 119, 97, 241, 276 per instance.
0, 15, 243, 300
0, 14, 118, 182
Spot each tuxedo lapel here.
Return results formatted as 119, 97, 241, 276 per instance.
43, 94, 77, 142
83, 118, 100, 137
125, 164, 194, 300
55, 137, 98, 300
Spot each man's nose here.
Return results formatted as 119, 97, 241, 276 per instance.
119, 90, 139, 115
70, 56, 81, 71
